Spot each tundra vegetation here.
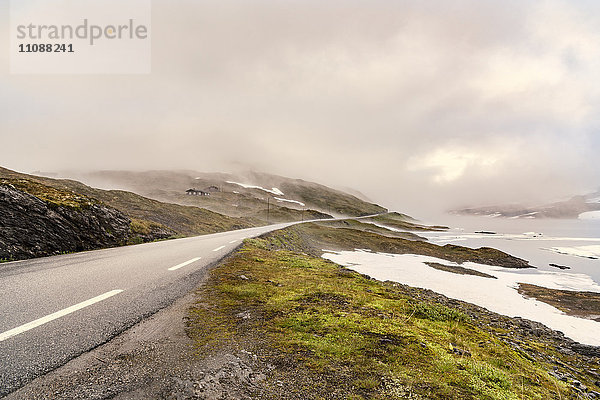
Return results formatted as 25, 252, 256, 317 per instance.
187, 226, 600, 399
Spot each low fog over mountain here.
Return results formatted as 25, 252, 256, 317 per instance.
2, 0, 600, 217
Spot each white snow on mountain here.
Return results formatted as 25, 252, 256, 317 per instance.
586, 196, 600, 204
273, 197, 305, 207
226, 181, 284, 196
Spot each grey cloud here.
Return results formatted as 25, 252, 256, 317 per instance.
1, 0, 599, 217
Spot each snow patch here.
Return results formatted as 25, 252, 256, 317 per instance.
509, 212, 539, 219
485, 213, 502, 218
365, 221, 403, 232
579, 210, 600, 220
226, 181, 284, 196
322, 250, 600, 346
273, 197, 305, 207
429, 232, 600, 243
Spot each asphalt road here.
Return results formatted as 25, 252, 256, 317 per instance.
0, 222, 295, 397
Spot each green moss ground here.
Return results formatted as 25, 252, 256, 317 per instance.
1, 178, 96, 209
186, 230, 594, 399
278, 224, 532, 269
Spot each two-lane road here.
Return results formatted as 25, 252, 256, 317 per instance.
0, 222, 294, 397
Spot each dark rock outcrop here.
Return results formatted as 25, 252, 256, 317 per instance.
0, 184, 131, 261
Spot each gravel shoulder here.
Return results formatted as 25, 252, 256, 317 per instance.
3, 251, 270, 400
4, 290, 201, 400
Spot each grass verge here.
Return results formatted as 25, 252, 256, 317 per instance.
186, 228, 599, 399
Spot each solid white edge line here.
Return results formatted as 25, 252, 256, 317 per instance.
0, 289, 123, 342
212, 245, 226, 252
168, 257, 201, 271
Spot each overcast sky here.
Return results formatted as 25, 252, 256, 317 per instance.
1, 0, 599, 216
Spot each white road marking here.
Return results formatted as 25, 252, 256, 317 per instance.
168, 257, 201, 271
229, 239, 238, 244
0, 290, 123, 342
212, 245, 226, 252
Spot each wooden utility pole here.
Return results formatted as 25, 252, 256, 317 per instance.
267, 197, 270, 223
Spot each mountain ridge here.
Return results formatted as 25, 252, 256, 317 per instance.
55, 169, 387, 218
0, 166, 387, 261
451, 189, 600, 219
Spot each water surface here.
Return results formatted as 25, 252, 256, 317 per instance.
420, 215, 600, 284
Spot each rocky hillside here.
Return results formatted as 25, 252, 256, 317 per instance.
0, 181, 131, 261
0, 166, 388, 262
60, 170, 387, 218
0, 167, 256, 262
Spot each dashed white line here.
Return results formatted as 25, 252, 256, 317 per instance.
212, 245, 226, 252
168, 257, 201, 271
0, 289, 123, 342
229, 239, 238, 244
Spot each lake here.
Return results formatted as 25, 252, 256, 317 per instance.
420, 215, 600, 285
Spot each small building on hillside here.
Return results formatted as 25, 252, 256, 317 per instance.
186, 188, 209, 196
